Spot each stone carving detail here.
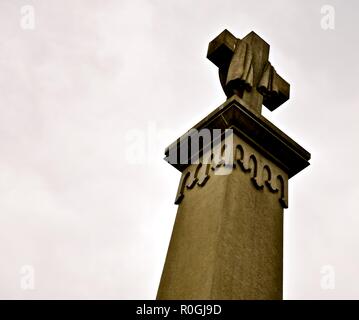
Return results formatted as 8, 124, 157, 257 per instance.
207, 29, 290, 113
174, 171, 190, 205
175, 142, 288, 208
197, 162, 211, 187
222, 40, 254, 97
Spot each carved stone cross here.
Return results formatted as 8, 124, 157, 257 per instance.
207, 30, 290, 114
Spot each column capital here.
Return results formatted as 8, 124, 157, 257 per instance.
165, 95, 310, 178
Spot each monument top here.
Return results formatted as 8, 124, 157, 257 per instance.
207, 30, 290, 115
165, 30, 310, 178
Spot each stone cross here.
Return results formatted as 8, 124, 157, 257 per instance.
157, 30, 310, 300
207, 29, 290, 114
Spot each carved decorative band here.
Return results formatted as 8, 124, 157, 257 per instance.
175, 143, 288, 208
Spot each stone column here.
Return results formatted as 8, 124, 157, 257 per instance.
157, 95, 310, 300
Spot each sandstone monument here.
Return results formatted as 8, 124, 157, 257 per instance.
157, 30, 310, 300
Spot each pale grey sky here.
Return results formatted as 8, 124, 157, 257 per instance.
0, 0, 358, 299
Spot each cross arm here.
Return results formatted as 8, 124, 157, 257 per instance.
257, 63, 290, 111
206, 29, 237, 69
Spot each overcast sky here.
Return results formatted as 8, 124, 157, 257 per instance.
0, 0, 358, 299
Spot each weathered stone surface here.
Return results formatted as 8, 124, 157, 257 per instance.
158, 30, 310, 300
157, 134, 285, 299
